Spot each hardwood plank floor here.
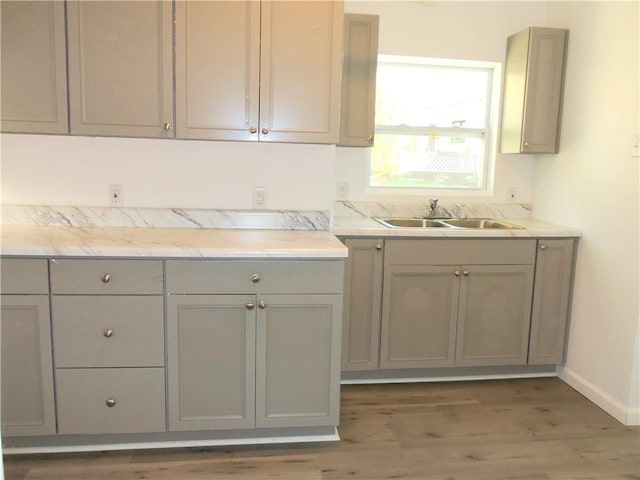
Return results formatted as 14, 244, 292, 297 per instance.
4, 378, 639, 480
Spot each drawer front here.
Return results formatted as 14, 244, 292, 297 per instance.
56, 368, 166, 435
166, 260, 344, 294
52, 296, 164, 368
385, 239, 536, 265
1, 258, 49, 294
50, 259, 163, 294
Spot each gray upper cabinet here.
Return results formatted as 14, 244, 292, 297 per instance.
66, 1, 174, 138
175, 1, 260, 141
0, 1, 68, 134
341, 239, 384, 371
176, 0, 343, 144
500, 27, 568, 154
529, 239, 576, 364
339, 14, 379, 147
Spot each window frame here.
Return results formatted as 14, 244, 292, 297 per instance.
367, 55, 502, 196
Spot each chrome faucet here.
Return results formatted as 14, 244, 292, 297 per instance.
428, 198, 439, 217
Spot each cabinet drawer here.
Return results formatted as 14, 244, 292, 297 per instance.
166, 260, 344, 294
385, 239, 536, 265
1, 258, 49, 294
56, 368, 166, 435
50, 259, 163, 294
52, 296, 164, 368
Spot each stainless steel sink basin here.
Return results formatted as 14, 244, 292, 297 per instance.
441, 218, 524, 229
374, 217, 448, 228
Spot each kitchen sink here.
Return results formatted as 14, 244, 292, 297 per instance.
373, 218, 448, 228
441, 218, 524, 229
374, 217, 524, 230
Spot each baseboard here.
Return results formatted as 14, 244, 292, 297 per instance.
559, 366, 639, 426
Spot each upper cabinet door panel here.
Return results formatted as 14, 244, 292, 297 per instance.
67, 1, 173, 138
0, 1, 68, 134
259, 1, 343, 144
175, 1, 260, 141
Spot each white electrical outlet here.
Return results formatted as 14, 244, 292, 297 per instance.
109, 184, 124, 206
336, 182, 349, 200
253, 186, 267, 209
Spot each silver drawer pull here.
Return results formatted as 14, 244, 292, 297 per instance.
103, 329, 114, 338
246, 301, 255, 310
454, 271, 461, 277
105, 398, 116, 408
251, 273, 261, 283
101, 273, 111, 283
463, 271, 470, 276
258, 299, 267, 309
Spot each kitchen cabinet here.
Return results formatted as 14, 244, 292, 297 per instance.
339, 14, 379, 147
341, 238, 384, 370
500, 27, 568, 154
66, 1, 174, 138
166, 260, 343, 431
50, 259, 166, 435
0, 259, 56, 436
529, 239, 576, 364
380, 239, 536, 369
0, 1, 68, 134
175, 0, 343, 143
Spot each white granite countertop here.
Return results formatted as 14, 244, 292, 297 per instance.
0, 225, 348, 259
332, 216, 582, 238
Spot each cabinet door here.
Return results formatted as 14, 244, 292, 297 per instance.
0, 1, 68, 134
342, 239, 383, 371
456, 265, 534, 367
66, 1, 173, 138
1, 295, 56, 436
256, 294, 342, 428
167, 295, 256, 431
339, 14, 379, 147
529, 239, 576, 364
259, 1, 343, 144
380, 266, 459, 369
175, 1, 260, 141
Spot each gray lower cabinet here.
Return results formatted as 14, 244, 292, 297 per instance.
529, 239, 576, 364
49, 258, 166, 435
341, 239, 384, 371
380, 239, 537, 369
66, 0, 173, 138
166, 260, 343, 432
1, 259, 56, 436
0, 1, 68, 134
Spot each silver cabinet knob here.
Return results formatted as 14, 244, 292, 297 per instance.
540, 244, 547, 250
163, 122, 172, 132
454, 271, 461, 277
101, 273, 111, 283
261, 127, 269, 135
251, 273, 261, 283
246, 301, 255, 310
375, 243, 383, 251
523, 141, 530, 148
105, 398, 116, 408
463, 271, 470, 276
258, 299, 267, 309
249, 126, 258, 134
103, 329, 114, 338
367, 135, 374, 142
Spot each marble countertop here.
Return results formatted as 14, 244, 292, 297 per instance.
332, 216, 582, 238
0, 225, 348, 259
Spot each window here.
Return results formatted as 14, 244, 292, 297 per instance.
370, 56, 500, 192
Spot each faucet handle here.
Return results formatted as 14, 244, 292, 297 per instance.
429, 198, 439, 209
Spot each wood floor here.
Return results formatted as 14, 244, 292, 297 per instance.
4, 378, 639, 480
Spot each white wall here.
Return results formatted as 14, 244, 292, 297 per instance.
0, 135, 336, 210
533, 1, 639, 425
337, 1, 547, 204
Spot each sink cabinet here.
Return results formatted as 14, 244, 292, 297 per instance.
380, 239, 536, 369
166, 260, 343, 431
0, 259, 56, 436
175, 0, 343, 143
